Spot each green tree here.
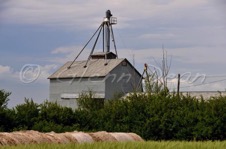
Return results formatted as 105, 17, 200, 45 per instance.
34, 101, 78, 132
0, 89, 15, 132
13, 98, 39, 130
0, 89, 11, 109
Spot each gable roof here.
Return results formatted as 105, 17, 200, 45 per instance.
48, 58, 136, 79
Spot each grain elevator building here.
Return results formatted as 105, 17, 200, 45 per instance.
48, 10, 142, 108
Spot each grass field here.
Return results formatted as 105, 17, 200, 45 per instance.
1, 141, 226, 149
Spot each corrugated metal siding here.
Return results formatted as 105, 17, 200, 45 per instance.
49, 77, 105, 108
105, 61, 142, 99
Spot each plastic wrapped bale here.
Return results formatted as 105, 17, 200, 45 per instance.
89, 131, 117, 142
68, 132, 94, 143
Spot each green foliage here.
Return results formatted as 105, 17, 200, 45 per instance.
13, 99, 39, 130
33, 101, 79, 132
0, 108, 15, 132
77, 91, 104, 111
0, 89, 11, 109
97, 93, 226, 140
0, 89, 226, 141
32, 120, 79, 133
0, 90, 14, 132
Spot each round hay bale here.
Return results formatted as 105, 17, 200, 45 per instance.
19, 131, 42, 144
62, 133, 78, 143
12, 131, 37, 144
38, 132, 58, 143
127, 133, 144, 141
0, 134, 18, 146
109, 133, 134, 142
45, 132, 71, 144
44, 133, 61, 143
0, 133, 21, 145
56, 133, 74, 143
10, 134, 26, 144
0, 137, 8, 146
89, 131, 117, 142
69, 132, 94, 143
24, 130, 49, 144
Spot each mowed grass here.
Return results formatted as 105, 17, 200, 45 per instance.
1, 141, 226, 149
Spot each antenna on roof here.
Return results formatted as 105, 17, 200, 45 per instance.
68, 10, 118, 69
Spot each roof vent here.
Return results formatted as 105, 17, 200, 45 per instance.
91, 52, 117, 59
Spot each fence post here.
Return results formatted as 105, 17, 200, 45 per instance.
177, 74, 180, 96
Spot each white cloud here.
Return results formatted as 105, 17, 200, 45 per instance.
38, 64, 58, 83
47, 43, 226, 75
51, 46, 78, 54
49, 46, 88, 64
19, 64, 58, 84
0, 0, 214, 31
0, 64, 57, 84
118, 46, 226, 66
49, 45, 111, 64
0, 65, 18, 80
0, 64, 57, 107
0, 65, 11, 74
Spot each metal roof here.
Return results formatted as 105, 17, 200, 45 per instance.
48, 58, 127, 79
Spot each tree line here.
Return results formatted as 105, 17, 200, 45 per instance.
0, 89, 225, 140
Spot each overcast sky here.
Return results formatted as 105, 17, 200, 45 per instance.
1, 0, 226, 107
